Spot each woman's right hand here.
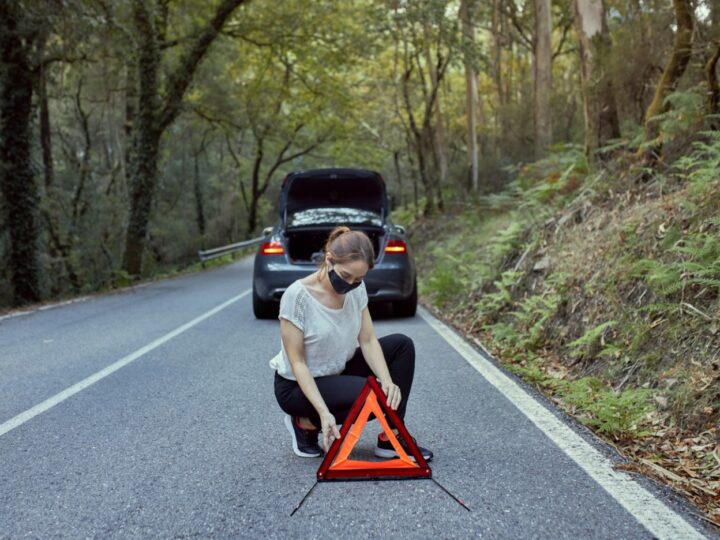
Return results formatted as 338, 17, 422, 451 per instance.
320, 411, 341, 452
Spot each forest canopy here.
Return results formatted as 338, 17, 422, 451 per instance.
1, 0, 718, 307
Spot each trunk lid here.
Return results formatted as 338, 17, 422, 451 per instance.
279, 169, 388, 223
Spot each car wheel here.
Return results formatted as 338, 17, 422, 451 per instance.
253, 286, 279, 319
394, 280, 417, 317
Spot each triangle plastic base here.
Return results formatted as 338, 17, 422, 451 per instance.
316, 376, 432, 481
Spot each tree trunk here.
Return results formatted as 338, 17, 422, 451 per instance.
706, 43, 720, 124
638, 0, 694, 160
423, 37, 447, 206
42, 211, 81, 292
404, 131, 419, 213
0, 4, 42, 305
477, 80, 487, 163
122, 0, 161, 276
393, 150, 403, 207
38, 51, 54, 190
123, 61, 136, 196
122, 0, 248, 276
401, 66, 435, 214
572, 0, 621, 157
505, 41, 514, 129
193, 148, 206, 238
505, 23, 516, 151
492, 0, 510, 150
534, 0, 553, 159
461, 0, 479, 192
71, 78, 92, 224
706, 1, 719, 123
247, 136, 263, 235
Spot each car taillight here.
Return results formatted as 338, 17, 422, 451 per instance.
384, 240, 407, 253
261, 241, 285, 255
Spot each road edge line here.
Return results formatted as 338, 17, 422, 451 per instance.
0, 289, 252, 439
417, 306, 706, 540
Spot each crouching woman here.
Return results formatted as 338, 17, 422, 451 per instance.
270, 226, 432, 460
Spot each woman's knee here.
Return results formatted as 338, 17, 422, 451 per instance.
399, 334, 415, 355
381, 333, 415, 367
396, 333, 415, 355
381, 333, 414, 349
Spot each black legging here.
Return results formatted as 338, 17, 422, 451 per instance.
274, 333, 415, 429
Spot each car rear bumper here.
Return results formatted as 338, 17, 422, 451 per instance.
253, 255, 415, 303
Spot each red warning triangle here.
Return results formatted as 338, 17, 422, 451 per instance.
317, 376, 432, 481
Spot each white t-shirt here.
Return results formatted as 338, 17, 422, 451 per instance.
270, 279, 368, 380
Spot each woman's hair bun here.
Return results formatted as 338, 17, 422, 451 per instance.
327, 226, 351, 246
321, 226, 375, 271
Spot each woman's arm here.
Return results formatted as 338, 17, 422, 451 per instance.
357, 307, 402, 410
280, 318, 341, 449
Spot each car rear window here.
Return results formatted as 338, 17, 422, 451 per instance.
288, 207, 383, 228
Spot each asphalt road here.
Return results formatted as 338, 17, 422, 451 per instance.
0, 257, 715, 539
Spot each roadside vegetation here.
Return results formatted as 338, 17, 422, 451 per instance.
403, 121, 720, 524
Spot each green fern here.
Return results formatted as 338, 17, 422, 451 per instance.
651, 88, 705, 141
671, 234, 720, 292
474, 269, 523, 319
636, 234, 720, 296
489, 221, 525, 261
568, 320, 618, 359
506, 357, 550, 386
629, 258, 682, 296
674, 130, 720, 197
487, 321, 519, 346
509, 292, 561, 350
422, 257, 463, 308
587, 387, 653, 438
557, 377, 653, 439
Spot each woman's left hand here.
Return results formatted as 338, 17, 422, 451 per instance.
381, 379, 401, 410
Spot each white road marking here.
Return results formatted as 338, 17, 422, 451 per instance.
0, 289, 251, 438
418, 306, 706, 540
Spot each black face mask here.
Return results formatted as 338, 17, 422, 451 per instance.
328, 266, 362, 294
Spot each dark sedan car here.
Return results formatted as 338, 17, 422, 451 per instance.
252, 168, 417, 319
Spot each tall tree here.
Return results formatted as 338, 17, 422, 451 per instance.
122, 0, 249, 277
638, 0, 694, 160
393, 1, 454, 215
423, 24, 449, 206
460, 0, 479, 191
572, 0, 620, 156
705, 0, 720, 124
192, 131, 209, 240
0, 3, 43, 305
38, 37, 54, 190
534, 0, 553, 158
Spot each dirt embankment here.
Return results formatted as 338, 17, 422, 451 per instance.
409, 171, 719, 526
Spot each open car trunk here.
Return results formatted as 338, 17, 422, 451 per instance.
279, 169, 389, 263
285, 226, 385, 263
279, 169, 389, 221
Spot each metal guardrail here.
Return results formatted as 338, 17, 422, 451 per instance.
197, 235, 265, 262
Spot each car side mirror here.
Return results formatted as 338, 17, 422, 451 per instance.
394, 225, 406, 235
262, 226, 273, 236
